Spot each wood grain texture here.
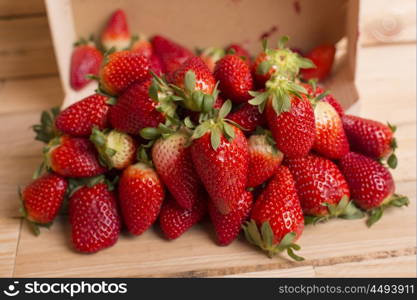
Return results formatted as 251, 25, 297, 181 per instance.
315, 255, 417, 277
0, 17, 57, 79
0, 218, 21, 277
0, 0, 45, 17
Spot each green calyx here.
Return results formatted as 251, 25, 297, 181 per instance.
32, 107, 61, 144
249, 76, 307, 114
90, 127, 126, 169
242, 220, 304, 261
191, 100, 236, 150
149, 72, 178, 118
257, 36, 315, 80
387, 123, 398, 169
170, 70, 220, 113
41, 136, 62, 173
67, 174, 117, 199
304, 195, 364, 225
366, 194, 409, 227
201, 46, 226, 63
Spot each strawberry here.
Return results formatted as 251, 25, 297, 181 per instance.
44, 136, 106, 178
300, 44, 336, 81
149, 54, 164, 75
70, 38, 103, 91
285, 154, 363, 223
252, 37, 314, 87
131, 35, 153, 58
145, 128, 202, 210
55, 94, 110, 137
99, 50, 150, 96
226, 44, 251, 65
214, 54, 254, 103
338, 152, 408, 226
191, 101, 249, 214
247, 131, 283, 187
151, 35, 194, 74
109, 78, 175, 134
199, 47, 225, 72
227, 102, 266, 132
243, 166, 304, 260
69, 181, 121, 253
101, 9, 131, 51
118, 162, 165, 235
90, 128, 137, 169
303, 82, 344, 117
342, 115, 398, 168
159, 194, 207, 240
251, 91, 315, 158
169, 56, 216, 112
209, 190, 253, 245
19, 173, 67, 235
312, 100, 350, 159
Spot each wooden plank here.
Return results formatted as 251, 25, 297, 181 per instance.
0, 17, 58, 79
0, 217, 21, 277
0, 0, 45, 17
360, 0, 416, 47
0, 76, 63, 114
315, 255, 417, 277
222, 266, 316, 278
12, 180, 415, 277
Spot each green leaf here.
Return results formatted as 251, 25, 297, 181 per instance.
184, 70, 196, 93
387, 153, 398, 169
261, 222, 274, 248
387, 122, 397, 132
366, 207, 383, 227
192, 122, 211, 140
140, 127, 161, 140
298, 57, 315, 69
184, 117, 195, 129
149, 80, 159, 101
218, 100, 233, 119
262, 39, 268, 51
287, 247, 305, 261
281, 93, 291, 112
278, 232, 296, 249
249, 92, 269, 106
223, 122, 235, 140
32, 162, 45, 179
278, 35, 289, 49
388, 194, 409, 207
105, 148, 117, 157
257, 61, 271, 75
245, 220, 263, 247
202, 94, 215, 113
210, 127, 222, 150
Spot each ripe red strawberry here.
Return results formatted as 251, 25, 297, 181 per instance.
199, 47, 225, 72
159, 194, 207, 240
109, 78, 173, 134
55, 94, 110, 137
247, 132, 283, 187
312, 101, 350, 159
150, 129, 202, 210
99, 50, 150, 95
261, 93, 315, 158
214, 54, 254, 103
69, 182, 121, 253
209, 190, 253, 245
20, 173, 67, 234
151, 35, 194, 74
303, 83, 344, 117
90, 128, 137, 169
285, 154, 362, 223
339, 152, 408, 226
252, 37, 314, 87
226, 44, 251, 65
227, 103, 266, 132
149, 54, 164, 75
169, 56, 216, 111
70, 39, 103, 91
118, 162, 165, 235
101, 9, 131, 51
301, 44, 336, 81
243, 166, 304, 260
44, 136, 106, 178
191, 102, 249, 214
342, 115, 397, 168
131, 35, 153, 58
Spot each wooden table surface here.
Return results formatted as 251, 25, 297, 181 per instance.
0, 0, 416, 277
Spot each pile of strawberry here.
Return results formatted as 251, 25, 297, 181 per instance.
21, 10, 408, 260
